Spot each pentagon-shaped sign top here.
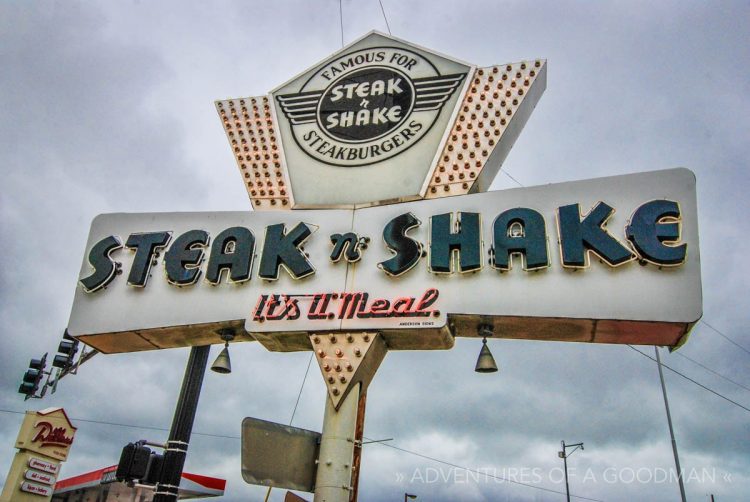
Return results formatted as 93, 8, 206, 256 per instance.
216, 31, 546, 209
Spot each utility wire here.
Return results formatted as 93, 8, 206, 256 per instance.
699, 319, 750, 356
339, 0, 344, 47
502, 169, 524, 187
627, 345, 750, 413
288, 352, 314, 426
378, 0, 392, 35
672, 351, 750, 392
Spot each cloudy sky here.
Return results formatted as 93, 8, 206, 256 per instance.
2, 1, 749, 501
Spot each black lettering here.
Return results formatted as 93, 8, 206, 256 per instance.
259, 223, 315, 280
626, 200, 687, 266
79, 236, 122, 293
557, 202, 634, 267
378, 212, 423, 276
125, 232, 171, 287
164, 230, 209, 286
429, 212, 482, 273
492, 209, 549, 271
205, 227, 255, 284
302, 130, 316, 142
330, 232, 364, 263
401, 127, 416, 141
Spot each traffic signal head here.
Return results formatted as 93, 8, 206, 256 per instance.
18, 355, 47, 397
52, 330, 79, 370
116, 442, 153, 482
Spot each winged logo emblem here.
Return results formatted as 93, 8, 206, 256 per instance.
277, 73, 465, 125
272, 46, 467, 167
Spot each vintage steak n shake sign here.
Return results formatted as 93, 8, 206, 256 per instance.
65, 31, 701, 407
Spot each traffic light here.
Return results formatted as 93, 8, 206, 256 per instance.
143, 451, 164, 485
18, 354, 47, 398
116, 442, 164, 484
52, 330, 79, 371
116, 442, 152, 482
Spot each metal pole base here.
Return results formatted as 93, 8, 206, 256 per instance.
314, 383, 361, 502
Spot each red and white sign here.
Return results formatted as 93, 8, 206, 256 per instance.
20, 481, 53, 497
31, 420, 74, 448
28, 457, 59, 475
25, 468, 56, 486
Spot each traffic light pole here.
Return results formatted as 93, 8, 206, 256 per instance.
153, 345, 210, 501
562, 442, 570, 502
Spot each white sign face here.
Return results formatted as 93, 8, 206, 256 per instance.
28, 458, 59, 475
68, 169, 700, 353
276, 45, 464, 168
20, 481, 53, 497
272, 32, 471, 206
24, 469, 56, 486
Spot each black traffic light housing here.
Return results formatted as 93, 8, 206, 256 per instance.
116, 442, 164, 485
18, 354, 48, 399
52, 330, 79, 371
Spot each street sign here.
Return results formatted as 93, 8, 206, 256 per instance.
27, 458, 58, 476
19, 481, 52, 497
23, 469, 56, 486
2, 409, 75, 502
14, 408, 76, 462
241, 417, 321, 492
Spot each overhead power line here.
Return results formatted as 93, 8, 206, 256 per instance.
502, 169, 524, 187
339, 0, 344, 47
378, 0, 392, 35
289, 352, 314, 426
627, 345, 750, 413
672, 351, 750, 392
699, 319, 750, 356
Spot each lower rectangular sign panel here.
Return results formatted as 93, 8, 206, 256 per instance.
241, 417, 321, 492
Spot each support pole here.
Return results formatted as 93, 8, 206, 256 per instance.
314, 383, 361, 502
655, 346, 687, 502
348, 390, 367, 502
153, 345, 210, 502
562, 441, 570, 502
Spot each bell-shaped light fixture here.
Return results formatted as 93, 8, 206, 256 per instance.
475, 324, 498, 373
211, 328, 235, 374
